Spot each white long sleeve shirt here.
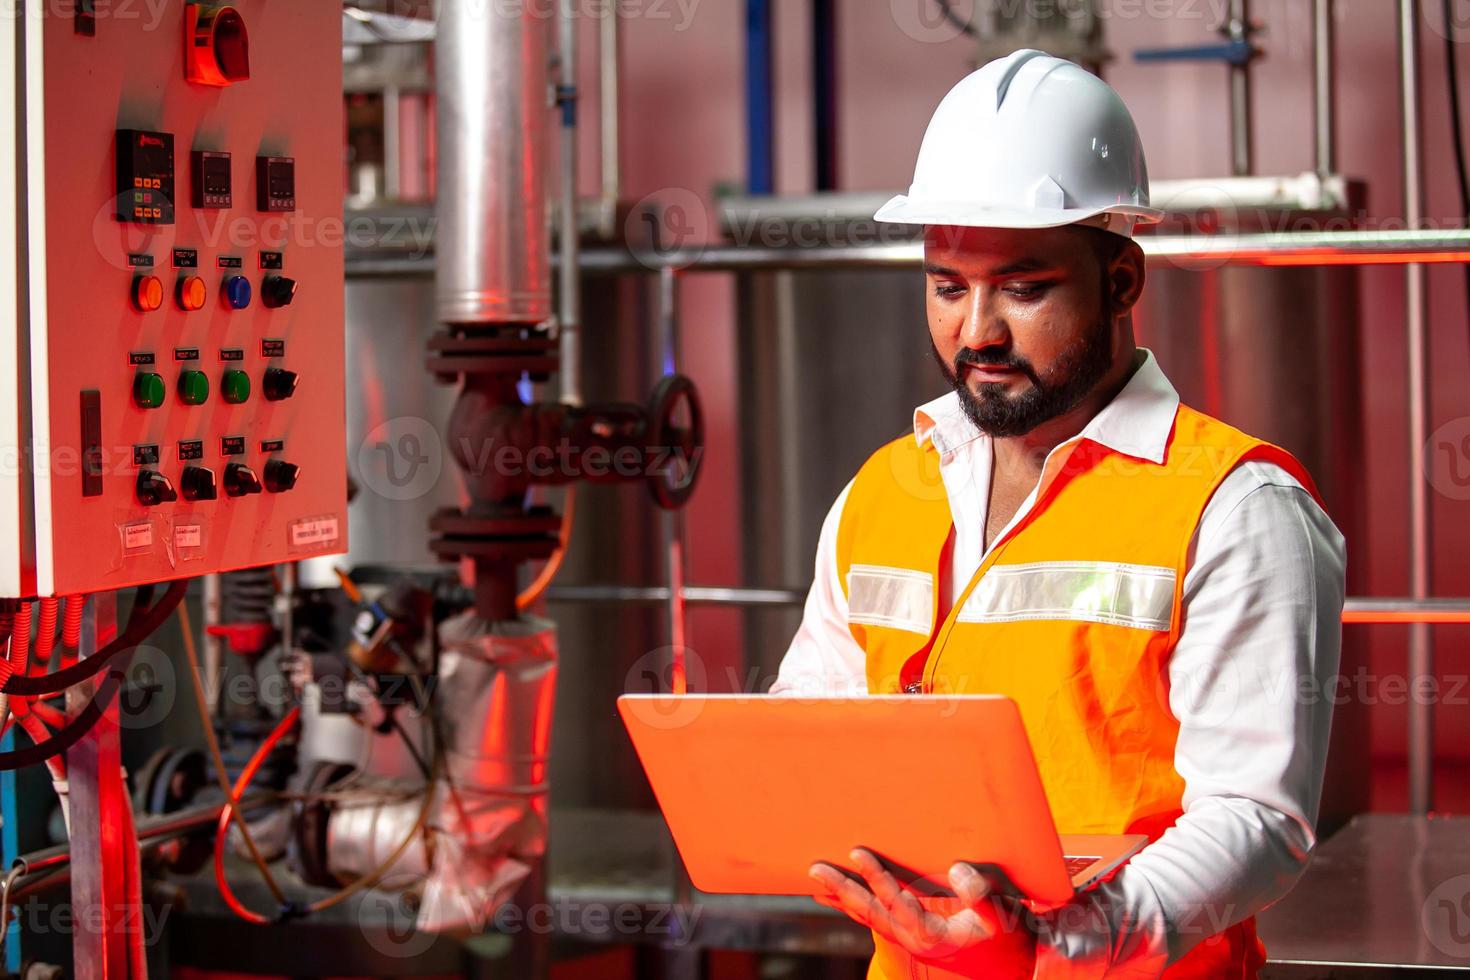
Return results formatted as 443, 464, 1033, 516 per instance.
772, 350, 1346, 978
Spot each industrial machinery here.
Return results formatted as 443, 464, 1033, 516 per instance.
0, 2, 348, 975
0, 2, 704, 977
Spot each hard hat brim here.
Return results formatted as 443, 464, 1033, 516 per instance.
873, 195, 1166, 231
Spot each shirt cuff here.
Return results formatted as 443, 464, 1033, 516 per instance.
1031, 898, 1112, 980
1030, 878, 1171, 980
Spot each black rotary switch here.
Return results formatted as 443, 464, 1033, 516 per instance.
224, 463, 262, 497
262, 367, 298, 401
264, 460, 300, 493
136, 470, 178, 507
261, 275, 298, 309
181, 466, 218, 502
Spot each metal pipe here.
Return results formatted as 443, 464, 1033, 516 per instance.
545, 585, 808, 607
598, 1, 621, 235
656, 265, 687, 695
433, 0, 552, 325
745, 0, 775, 195
812, 0, 838, 190
1398, 0, 1434, 815
202, 573, 222, 713
11, 793, 276, 898
543, 585, 1470, 620
281, 562, 298, 659
1313, 0, 1336, 176
1228, 0, 1253, 176
383, 83, 401, 201
346, 229, 1470, 279
558, 0, 583, 405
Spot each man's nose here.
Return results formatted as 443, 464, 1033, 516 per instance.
958, 287, 1009, 350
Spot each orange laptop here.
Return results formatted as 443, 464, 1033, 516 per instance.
617, 694, 1146, 910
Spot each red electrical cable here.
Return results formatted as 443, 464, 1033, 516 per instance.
15, 713, 63, 781
10, 602, 31, 678
213, 706, 301, 925
34, 598, 57, 671
60, 595, 83, 668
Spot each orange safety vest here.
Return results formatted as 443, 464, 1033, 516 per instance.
837, 403, 1322, 980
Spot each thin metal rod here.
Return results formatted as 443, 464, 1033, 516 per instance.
598, 1, 620, 233
545, 584, 1470, 620
1228, 0, 1253, 176
345, 229, 1470, 280
656, 265, 687, 696
383, 83, 401, 201
12, 793, 276, 898
1399, 0, 1434, 815
280, 562, 297, 658
559, 0, 583, 406
1313, 0, 1336, 175
202, 574, 222, 713
546, 585, 807, 606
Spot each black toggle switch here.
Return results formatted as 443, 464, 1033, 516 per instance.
136, 469, 178, 507
262, 366, 298, 401
264, 459, 299, 493
261, 275, 297, 309
224, 463, 262, 497
182, 465, 218, 502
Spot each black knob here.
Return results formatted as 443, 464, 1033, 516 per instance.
224, 463, 262, 497
181, 466, 217, 502
264, 459, 299, 493
136, 470, 178, 507
261, 275, 298, 309
262, 367, 298, 401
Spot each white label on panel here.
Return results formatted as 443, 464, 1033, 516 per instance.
175, 524, 203, 549
289, 515, 340, 548
122, 522, 153, 552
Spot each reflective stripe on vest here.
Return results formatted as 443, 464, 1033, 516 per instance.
837, 404, 1316, 980
956, 559, 1176, 631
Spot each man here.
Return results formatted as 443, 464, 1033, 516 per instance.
772, 50, 1345, 979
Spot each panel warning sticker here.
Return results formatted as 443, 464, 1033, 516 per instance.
174, 523, 203, 549
288, 515, 340, 550
121, 521, 154, 554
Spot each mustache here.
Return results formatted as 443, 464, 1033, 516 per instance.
952, 346, 1040, 384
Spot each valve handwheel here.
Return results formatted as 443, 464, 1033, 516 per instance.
645, 373, 703, 510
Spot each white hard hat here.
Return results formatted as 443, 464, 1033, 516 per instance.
876, 49, 1163, 238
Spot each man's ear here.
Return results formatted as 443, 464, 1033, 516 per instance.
1109, 239, 1146, 314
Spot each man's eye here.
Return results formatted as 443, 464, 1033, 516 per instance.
1004, 281, 1049, 299
933, 283, 967, 299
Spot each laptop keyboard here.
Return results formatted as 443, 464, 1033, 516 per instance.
1064, 856, 1101, 877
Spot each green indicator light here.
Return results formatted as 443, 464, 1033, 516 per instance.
178, 370, 210, 406
221, 368, 251, 404
132, 372, 166, 409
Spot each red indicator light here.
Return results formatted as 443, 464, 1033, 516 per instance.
132, 275, 164, 312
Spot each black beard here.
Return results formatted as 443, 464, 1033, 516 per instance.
931, 319, 1113, 438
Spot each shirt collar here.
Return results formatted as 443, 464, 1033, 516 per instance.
912, 348, 1180, 464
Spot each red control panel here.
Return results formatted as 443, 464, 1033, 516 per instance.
3, 2, 347, 597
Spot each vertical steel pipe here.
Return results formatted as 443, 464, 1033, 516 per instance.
657, 265, 687, 694
1313, 0, 1336, 175
1398, 0, 1434, 814
599, 2, 621, 233
1228, 0, 1253, 176
202, 573, 222, 713
559, 0, 583, 405
434, 0, 552, 325
745, 0, 775, 195
813, 0, 838, 191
